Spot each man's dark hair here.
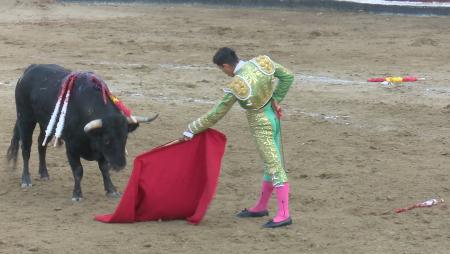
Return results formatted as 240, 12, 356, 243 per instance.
213, 47, 239, 66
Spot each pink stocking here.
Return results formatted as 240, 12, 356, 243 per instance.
248, 181, 273, 212
273, 183, 290, 223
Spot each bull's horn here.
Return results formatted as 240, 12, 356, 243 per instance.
84, 119, 103, 133
127, 114, 159, 124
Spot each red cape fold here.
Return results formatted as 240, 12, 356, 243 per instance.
95, 129, 227, 225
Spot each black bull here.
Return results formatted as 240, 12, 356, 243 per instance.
6, 64, 158, 201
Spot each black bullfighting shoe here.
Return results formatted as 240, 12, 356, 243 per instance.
236, 208, 269, 218
262, 217, 292, 228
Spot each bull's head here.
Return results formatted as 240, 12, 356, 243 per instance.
83, 114, 158, 170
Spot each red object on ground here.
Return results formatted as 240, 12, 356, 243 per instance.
402, 76, 418, 82
395, 198, 444, 213
367, 76, 420, 82
367, 77, 386, 82
94, 129, 227, 225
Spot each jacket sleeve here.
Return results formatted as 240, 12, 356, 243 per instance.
187, 93, 237, 134
272, 61, 294, 103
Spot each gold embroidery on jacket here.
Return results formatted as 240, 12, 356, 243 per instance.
226, 77, 251, 100
250, 55, 275, 75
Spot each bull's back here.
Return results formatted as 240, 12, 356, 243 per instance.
15, 64, 71, 122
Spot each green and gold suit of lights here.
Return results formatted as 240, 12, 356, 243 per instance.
188, 55, 294, 186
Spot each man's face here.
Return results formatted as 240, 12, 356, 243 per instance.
218, 63, 235, 77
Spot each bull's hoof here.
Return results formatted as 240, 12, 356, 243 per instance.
21, 183, 32, 188
39, 167, 49, 180
40, 176, 50, 181
71, 197, 83, 202
39, 171, 50, 181
106, 191, 121, 199
21, 175, 32, 188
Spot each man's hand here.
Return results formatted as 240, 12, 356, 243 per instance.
182, 130, 194, 141
271, 100, 283, 119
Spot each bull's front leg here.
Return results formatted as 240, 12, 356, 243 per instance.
98, 158, 120, 198
67, 152, 84, 202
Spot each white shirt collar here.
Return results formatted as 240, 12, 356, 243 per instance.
233, 60, 246, 74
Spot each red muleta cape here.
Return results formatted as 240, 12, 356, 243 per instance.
95, 129, 227, 225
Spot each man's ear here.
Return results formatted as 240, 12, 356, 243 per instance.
222, 63, 232, 69
128, 123, 139, 133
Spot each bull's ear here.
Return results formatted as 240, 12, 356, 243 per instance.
128, 123, 139, 133
86, 128, 104, 137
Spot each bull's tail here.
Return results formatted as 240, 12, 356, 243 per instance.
6, 121, 20, 168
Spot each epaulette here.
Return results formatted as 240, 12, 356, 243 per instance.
250, 55, 275, 76
223, 76, 251, 100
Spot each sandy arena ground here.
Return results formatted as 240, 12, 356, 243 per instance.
0, 1, 449, 253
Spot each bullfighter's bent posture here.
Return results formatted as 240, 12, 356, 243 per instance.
183, 47, 294, 228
